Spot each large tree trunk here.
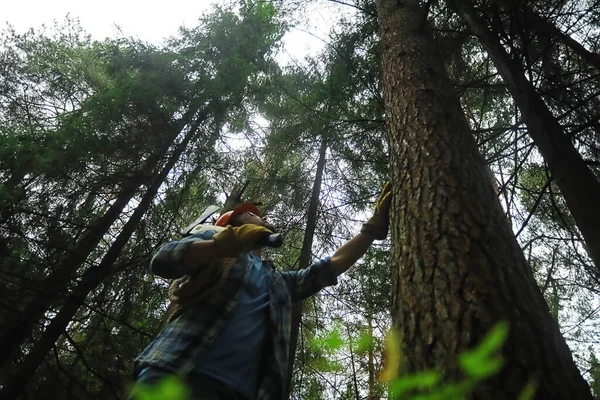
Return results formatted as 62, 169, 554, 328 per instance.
377, 0, 593, 398
0, 121, 202, 399
451, 1, 600, 270
283, 138, 327, 400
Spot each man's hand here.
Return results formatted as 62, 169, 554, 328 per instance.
213, 224, 274, 258
361, 182, 392, 240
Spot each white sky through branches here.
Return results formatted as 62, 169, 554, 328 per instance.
2, 0, 347, 61
7, 0, 598, 388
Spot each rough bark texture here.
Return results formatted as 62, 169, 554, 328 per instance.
377, 0, 593, 398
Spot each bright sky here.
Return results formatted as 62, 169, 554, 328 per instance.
2, 0, 349, 61
3, 0, 213, 43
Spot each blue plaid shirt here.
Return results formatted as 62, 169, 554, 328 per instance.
134, 229, 338, 400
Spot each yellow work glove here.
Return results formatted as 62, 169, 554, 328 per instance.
213, 224, 274, 258
361, 182, 392, 240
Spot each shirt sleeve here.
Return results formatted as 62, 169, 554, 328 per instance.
149, 230, 216, 279
278, 256, 338, 302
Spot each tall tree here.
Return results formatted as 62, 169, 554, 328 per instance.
0, 2, 285, 397
284, 137, 327, 399
449, 0, 600, 272
0, 36, 193, 369
377, 0, 593, 398
0, 112, 204, 398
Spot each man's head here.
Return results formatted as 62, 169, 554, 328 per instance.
215, 203, 277, 232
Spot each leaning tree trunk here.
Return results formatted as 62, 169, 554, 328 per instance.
0, 139, 169, 368
283, 138, 327, 400
0, 109, 206, 369
0, 120, 203, 399
451, 0, 600, 270
510, 1, 600, 71
377, 0, 593, 399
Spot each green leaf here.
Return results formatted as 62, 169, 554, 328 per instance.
310, 355, 343, 373
355, 331, 374, 354
131, 376, 189, 400
325, 327, 344, 351
310, 326, 344, 352
458, 322, 508, 379
432, 380, 476, 399
388, 370, 440, 398
476, 322, 509, 358
459, 355, 504, 380
518, 379, 538, 400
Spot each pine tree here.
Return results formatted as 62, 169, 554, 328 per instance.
377, 0, 593, 397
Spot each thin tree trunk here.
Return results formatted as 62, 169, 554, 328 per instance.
377, 0, 593, 398
515, 2, 600, 70
0, 110, 208, 369
367, 316, 375, 400
346, 323, 361, 400
452, 0, 600, 270
0, 121, 202, 399
0, 143, 166, 367
283, 138, 327, 399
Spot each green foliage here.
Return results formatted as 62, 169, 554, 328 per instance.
518, 164, 577, 232
457, 323, 508, 379
3, 0, 599, 397
518, 379, 538, 400
308, 323, 345, 373
131, 376, 189, 400
355, 329, 375, 354
589, 349, 600, 397
379, 322, 537, 400
126, 323, 515, 400
311, 324, 345, 352
388, 371, 441, 399
295, 320, 536, 400
0, 2, 287, 398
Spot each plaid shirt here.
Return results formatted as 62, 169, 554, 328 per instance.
134, 228, 338, 400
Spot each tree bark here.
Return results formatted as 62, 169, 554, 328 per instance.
283, 138, 327, 399
0, 120, 202, 399
452, 0, 600, 271
377, 0, 593, 398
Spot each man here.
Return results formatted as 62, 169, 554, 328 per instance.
132, 183, 391, 400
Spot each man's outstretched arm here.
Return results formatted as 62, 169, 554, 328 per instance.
151, 224, 273, 278
332, 182, 392, 276
330, 232, 376, 276
280, 182, 391, 302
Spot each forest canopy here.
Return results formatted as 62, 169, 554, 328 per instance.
1, 0, 599, 399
